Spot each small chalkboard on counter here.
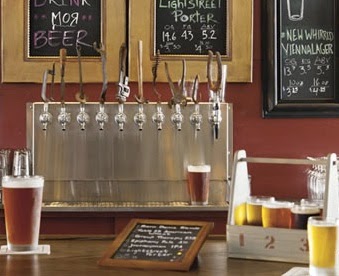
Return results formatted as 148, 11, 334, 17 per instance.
98, 219, 214, 271
27, 0, 102, 58
154, 0, 229, 56
262, 0, 339, 117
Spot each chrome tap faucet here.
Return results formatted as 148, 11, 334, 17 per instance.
76, 103, 90, 131
57, 48, 71, 131
115, 43, 130, 131
94, 42, 109, 131
39, 65, 55, 130
152, 104, 165, 130
171, 104, 184, 131
151, 50, 165, 130
165, 60, 188, 131
189, 75, 202, 131
75, 46, 90, 131
96, 103, 108, 131
133, 40, 147, 131
115, 103, 127, 131
58, 104, 71, 131
207, 50, 223, 139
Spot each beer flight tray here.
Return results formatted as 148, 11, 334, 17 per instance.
226, 150, 339, 264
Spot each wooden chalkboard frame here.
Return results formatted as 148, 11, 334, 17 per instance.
1, 0, 126, 83
129, 0, 253, 83
98, 219, 214, 271
262, 0, 339, 118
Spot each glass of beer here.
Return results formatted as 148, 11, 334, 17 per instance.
246, 196, 275, 226
291, 204, 321, 230
187, 165, 211, 205
2, 176, 44, 251
308, 216, 339, 275
262, 200, 294, 228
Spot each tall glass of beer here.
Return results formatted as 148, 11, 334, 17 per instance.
246, 196, 275, 226
262, 200, 294, 228
308, 216, 339, 275
187, 165, 210, 205
2, 176, 44, 251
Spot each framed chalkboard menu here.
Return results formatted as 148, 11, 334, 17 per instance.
27, 0, 103, 58
98, 219, 214, 271
1, 0, 126, 83
262, 0, 339, 117
154, 0, 230, 57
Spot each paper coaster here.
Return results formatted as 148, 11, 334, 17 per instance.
0, 244, 51, 255
282, 267, 309, 276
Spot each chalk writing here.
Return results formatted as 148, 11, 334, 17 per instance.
112, 223, 202, 262
155, 0, 228, 55
280, 0, 335, 100
28, 0, 102, 57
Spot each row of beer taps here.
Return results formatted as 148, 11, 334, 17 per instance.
39, 41, 227, 138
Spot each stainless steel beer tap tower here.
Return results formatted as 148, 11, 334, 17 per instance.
29, 45, 232, 212
27, 101, 232, 211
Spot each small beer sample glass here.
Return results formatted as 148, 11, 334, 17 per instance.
262, 200, 294, 228
308, 216, 339, 275
246, 196, 275, 226
2, 176, 44, 251
291, 204, 321, 230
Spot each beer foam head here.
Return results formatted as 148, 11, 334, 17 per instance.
262, 200, 294, 209
291, 205, 320, 214
187, 165, 211, 173
2, 176, 44, 188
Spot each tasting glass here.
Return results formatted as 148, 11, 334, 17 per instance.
246, 196, 275, 226
262, 200, 294, 228
0, 149, 11, 202
308, 216, 339, 275
12, 149, 32, 177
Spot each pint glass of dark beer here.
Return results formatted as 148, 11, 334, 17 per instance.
291, 204, 321, 230
2, 176, 44, 251
187, 165, 211, 205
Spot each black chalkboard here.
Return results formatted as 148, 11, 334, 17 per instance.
98, 219, 214, 271
154, 0, 229, 56
27, 0, 102, 57
263, 0, 339, 117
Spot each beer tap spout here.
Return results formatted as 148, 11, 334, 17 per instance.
96, 103, 108, 131
76, 103, 90, 131
152, 103, 165, 131
171, 104, 184, 131
115, 103, 127, 131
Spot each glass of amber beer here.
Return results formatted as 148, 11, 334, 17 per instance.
262, 200, 294, 228
246, 196, 275, 226
2, 176, 44, 251
187, 165, 211, 205
308, 216, 339, 275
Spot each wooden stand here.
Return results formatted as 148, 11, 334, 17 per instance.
226, 150, 339, 263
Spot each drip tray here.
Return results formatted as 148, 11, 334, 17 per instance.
42, 201, 228, 212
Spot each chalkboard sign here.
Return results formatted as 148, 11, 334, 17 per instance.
262, 0, 339, 117
98, 219, 214, 271
154, 0, 229, 56
27, 0, 103, 57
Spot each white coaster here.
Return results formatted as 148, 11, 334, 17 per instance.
282, 267, 309, 276
0, 244, 51, 255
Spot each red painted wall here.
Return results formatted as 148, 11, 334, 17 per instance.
0, 1, 336, 200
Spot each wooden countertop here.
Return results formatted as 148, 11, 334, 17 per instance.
0, 237, 306, 275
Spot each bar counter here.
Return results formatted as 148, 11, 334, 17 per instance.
0, 236, 305, 275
